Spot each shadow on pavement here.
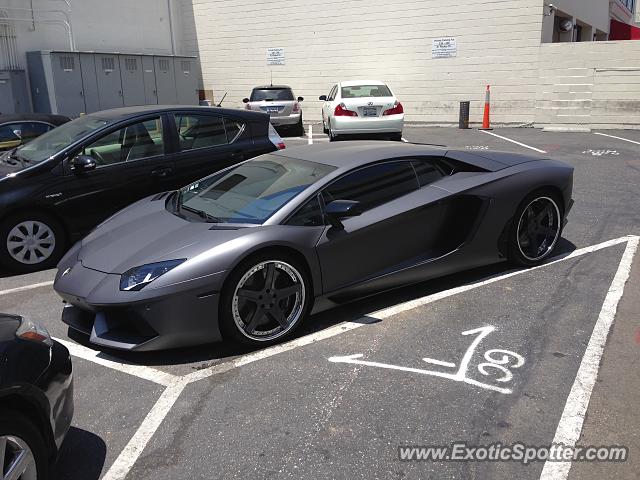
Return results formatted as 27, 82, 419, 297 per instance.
53, 427, 106, 480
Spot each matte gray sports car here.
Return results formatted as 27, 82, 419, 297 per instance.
54, 141, 573, 351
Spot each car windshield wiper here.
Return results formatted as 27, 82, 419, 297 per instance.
180, 204, 222, 223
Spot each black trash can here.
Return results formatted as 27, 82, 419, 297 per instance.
459, 101, 470, 129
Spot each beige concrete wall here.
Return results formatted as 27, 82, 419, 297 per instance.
185, 0, 545, 125
535, 41, 640, 129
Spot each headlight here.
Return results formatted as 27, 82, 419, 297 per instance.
15, 317, 53, 347
119, 259, 186, 291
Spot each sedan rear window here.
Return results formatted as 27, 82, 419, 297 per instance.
250, 88, 294, 102
341, 85, 392, 98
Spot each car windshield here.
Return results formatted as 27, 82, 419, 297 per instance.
14, 115, 111, 163
250, 88, 294, 102
179, 155, 335, 224
341, 85, 392, 98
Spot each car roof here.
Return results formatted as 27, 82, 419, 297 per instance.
0, 113, 70, 125
340, 80, 387, 87
253, 85, 292, 90
81, 105, 265, 121
271, 141, 448, 169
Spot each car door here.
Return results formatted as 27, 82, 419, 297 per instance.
323, 85, 337, 125
315, 160, 449, 296
57, 115, 174, 234
168, 111, 251, 188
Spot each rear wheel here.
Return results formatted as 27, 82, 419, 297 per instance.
0, 212, 67, 273
328, 120, 340, 142
0, 410, 49, 480
220, 252, 312, 346
508, 190, 563, 267
293, 116, 304, 137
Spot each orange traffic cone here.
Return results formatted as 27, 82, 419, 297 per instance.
480, 84, 492, 130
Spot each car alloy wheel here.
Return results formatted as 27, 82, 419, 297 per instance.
516, 196, 561, 262
6, 220, 56, 265
0, 435, 38, 480
231, 260, 306, 341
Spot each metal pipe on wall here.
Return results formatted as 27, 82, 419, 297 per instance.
167, 0, 176, 55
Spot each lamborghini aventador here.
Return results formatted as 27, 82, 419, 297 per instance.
54, 141, 573, 351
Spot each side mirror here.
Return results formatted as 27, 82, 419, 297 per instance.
71, 155, 96, 173
297, 96, 304, 102
325, 200, 363, 227
319, 95, 327, 101
242, 98, 250, 103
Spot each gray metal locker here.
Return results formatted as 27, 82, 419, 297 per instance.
174, 58, 199, 105
79, 54, 100, 113
0, 71, 30, 114
95, 54, 124, 110
50, 52, 85, 116
141, 56, 158, 105
119, 56, 146, 106
153, 56, 177, 104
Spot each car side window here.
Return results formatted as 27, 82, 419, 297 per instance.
328, 85, 337, 101
322, 161, 419, 212
82, 117, 163, 167
412, 159, 445, 186
286, 194, 325, 227
175, 114, 227, 151
224, 118, 245, 143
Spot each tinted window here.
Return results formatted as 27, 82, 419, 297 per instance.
412, 159, 444, 186
180, 156, 335, 224
224, 118, 245, 143
82, 117, 163, 166
250, 88, 294, 101
176, 114, 226, 150
0, 122, 52, 144
341, 85, 392, 98
323, 162, 419, 212
286, 194, 324, 227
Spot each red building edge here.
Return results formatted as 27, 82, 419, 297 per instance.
609, 18, 640, 40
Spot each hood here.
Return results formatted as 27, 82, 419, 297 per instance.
78, 196, 256, 274
0, 150, 27, 176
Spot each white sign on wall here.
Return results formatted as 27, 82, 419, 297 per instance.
432, 37, 457, 58
267, 48, 285, 65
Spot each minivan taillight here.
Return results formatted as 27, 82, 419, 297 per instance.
334, 103, 358, 117
383, 102, 404, 116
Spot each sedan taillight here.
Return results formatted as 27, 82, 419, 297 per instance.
383, 101, 404, 116
334, 103, 358, 117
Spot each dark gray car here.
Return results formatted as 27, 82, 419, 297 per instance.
54, 141, 573, 351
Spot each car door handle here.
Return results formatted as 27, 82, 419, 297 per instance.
151, 167, 173, 178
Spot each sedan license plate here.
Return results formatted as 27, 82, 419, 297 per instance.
363, 107, 377, 117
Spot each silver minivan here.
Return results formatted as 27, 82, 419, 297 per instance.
243, 85, 304, 136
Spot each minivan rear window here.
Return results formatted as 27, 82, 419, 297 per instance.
250, 88, 294, 102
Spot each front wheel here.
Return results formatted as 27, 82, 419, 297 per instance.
0, 410, 50, 480
220, 253, 312, 346
0, 212, 67, 273
508, 191, 563, 267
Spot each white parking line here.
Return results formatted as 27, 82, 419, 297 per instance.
0, 280, 54, 296
539, 235, 639, 480
308, 124, 313, 145
54, 337, 178, 387
593, 132, 640, 146
480, 130, 547, 154
102, 378, 188, 480
401, 137, 409, 143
